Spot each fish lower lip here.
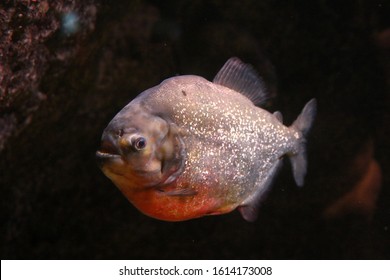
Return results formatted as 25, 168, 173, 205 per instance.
96, 151, 121, 159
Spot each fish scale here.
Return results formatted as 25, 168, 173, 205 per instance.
166, 78, 289, 194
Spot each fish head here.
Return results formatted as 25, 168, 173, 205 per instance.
96, 102, 186, 191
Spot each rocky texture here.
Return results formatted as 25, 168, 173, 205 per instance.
1, 0, 389, 259
0, 0, 97, 151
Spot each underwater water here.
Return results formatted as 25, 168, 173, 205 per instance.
1, 0, 389, 259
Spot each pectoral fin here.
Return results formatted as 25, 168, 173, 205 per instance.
158, 122, 186, 185
158, 188, 198, 197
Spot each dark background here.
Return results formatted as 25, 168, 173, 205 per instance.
1, 0, 389, 259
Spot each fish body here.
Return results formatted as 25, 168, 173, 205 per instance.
96, 58, 316, 222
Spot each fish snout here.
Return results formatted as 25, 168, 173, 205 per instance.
96, 133, 121, 166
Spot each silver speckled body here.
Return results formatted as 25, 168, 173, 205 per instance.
138, 75, 298, 208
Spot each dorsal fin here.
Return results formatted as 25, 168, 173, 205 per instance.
213, 57, 269, 106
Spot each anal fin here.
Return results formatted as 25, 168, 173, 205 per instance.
238, 159, 283, 222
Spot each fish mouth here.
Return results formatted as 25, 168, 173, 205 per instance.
96, 150, 122, 169
95, 150, 121, 159
96, 138, 122, 165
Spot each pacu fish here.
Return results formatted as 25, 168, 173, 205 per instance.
96, 57, 316, 222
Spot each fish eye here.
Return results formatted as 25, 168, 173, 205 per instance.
133, 137, 147, 150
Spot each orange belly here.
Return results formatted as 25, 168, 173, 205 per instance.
119, 184, 233, 221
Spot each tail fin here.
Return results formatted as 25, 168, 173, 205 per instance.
290, 99, 317, 187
